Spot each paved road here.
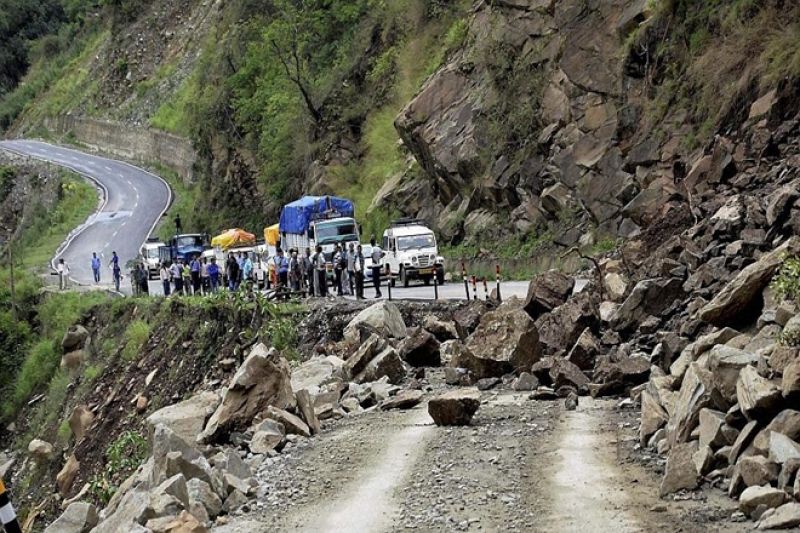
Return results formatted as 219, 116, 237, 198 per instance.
0, 140, 171, 289
350, 279, 531, 301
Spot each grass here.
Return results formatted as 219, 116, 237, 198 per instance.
121, 319, 151, 361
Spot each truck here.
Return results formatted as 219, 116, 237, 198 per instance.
382, 219, 445, 287
159, 233, 210, 265
140, 238, 165, 280
279, 196, 360, 271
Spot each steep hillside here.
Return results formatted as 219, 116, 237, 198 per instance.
2, 0, 799, 254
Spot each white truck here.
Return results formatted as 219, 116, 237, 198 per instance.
382, 219, 445, 287
279, 196, 360, 273
140, 238, 165, 280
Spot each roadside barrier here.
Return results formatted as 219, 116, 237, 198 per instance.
482, 277, 489, 300
471, 275, 478, 301
0, 479, 22, 533
495, 264, 502, 302
461, 260, 469, 300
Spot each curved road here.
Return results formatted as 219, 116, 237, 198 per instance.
0, 140, 171, 288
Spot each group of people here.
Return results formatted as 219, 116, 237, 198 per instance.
157, 256, 225, 296
57, 251, 122, 291
274, 237, 384, 300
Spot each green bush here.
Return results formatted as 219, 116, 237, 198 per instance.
772, 256, 800, 303
90, 430, 148, 504
4, 339, 59, 417
121, 319, 151, 361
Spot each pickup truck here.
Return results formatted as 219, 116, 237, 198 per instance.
382, 220, 445, 287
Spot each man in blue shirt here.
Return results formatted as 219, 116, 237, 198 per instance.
207, 257, 221, 292
91, 252, 101, 283
274, 248, 289, 288
190, 256, 201, 295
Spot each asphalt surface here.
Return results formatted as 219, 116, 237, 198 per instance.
0, 140, 171, 289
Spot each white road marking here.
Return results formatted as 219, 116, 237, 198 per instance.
104, 165, 112, 172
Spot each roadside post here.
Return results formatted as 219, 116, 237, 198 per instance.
0, 479, 22, 533
433, 270, 439, 300
482, 277, 489, 300
385, 264, 392, 301
471, 275, 478, 301
495, 263, 502, 303
462, 260, 470, 300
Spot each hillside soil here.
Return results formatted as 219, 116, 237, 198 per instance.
215, 371, 744, 533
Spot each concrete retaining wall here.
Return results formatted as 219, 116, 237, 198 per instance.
44, 115, 196, 181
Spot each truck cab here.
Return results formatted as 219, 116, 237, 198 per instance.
160, 233, 209, 264
383, 220, 445, 287
140, 238, 164, 279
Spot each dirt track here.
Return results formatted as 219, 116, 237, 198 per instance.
215, 373, 747, 533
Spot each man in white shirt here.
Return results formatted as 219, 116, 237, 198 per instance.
57, 258, 70, 290
370, 237, 384, 298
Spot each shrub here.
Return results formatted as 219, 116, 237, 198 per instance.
90, 430, 148, 504
121, 319, 151, 361
3, 340, 59, 417
771, 256, 800, 303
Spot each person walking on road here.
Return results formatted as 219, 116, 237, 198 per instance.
109, 251, 121, 292
226, 253, 240, 291
190, 256, 202, 295
57, 258, 70, 290
208, 257, 221, 292
159, 262, 171, 296
354, 244, 365, 300
370, 236, 384, 298
91, 252, 101, 283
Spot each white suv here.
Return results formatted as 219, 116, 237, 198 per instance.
382, 221, 445, 287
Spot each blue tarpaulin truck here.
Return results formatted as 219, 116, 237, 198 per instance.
279, 196, 360, 264
158, 233, 210, 264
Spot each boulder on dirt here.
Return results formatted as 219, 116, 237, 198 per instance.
737, 365, 782, 421
739, 455, 780, 488
291, 356, 344, 393
740, 485, 788, 518
699, 237, 800, 327
343, 302, 406, 343
399, 327, 441, 367
422, 315, 465, 342
589, 355, 650, 397
611, 277, 684, 332
57, 454, 80, 497
150, 424, 207, 487
464, 301, 541, 378
708, 345, 759, 404
512, 372, 539, 391
200, 344, 294, 443
344, 335, 386, 378
769, 432, 800, 464
187, 478, 222, 519
249, 419, 285, 454
536, 292, 598, 354
698, 408, 731, 449
148, 391, 220, 445
666, 363, 726, 446
295, 389, 320, 436
428, 390, 481, 426
659, 441, 699, 496
68, 405, 95, 442
61, 325, 89, 352
381, 390, 423, 410
61, 350, 85, 371
782, 359, 800, 401
757, 502, 800, 529
640, 390, 669, 446
523, 270, 575, 319
355, 346, 407, 385
44, 502, 98, 533
266, 406, 310, 438
28, 438, 54, 462
531, 357, 589, 392
566, 328, 601, 370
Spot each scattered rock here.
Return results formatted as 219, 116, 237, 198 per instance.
295, 389, 320, 436
44, 502, 98, 533
757, 502, 800, 529
737, 365, 782, 421
380, 390, 423, 410
523, 270, 575, 319
660, 441, 699, 496
740, 485, 787, 518
28, 439, 54, 462
399, 327, 441, 367
428, 390, 481, 426
61, 325, 89, 352
343, 302, 406, 343
68, 405, 95, 442
56, 454, 80, 497
265, 406, 311, 438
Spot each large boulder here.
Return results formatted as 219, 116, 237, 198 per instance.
56, 454, 80, 497
737, 365, 782, 421
535, 292, 598, 354
354, 346, 407, 385
523, 270, 575, 319
464, 301, 541, 378
666, 363, 726, 446
68, 405, 95, 442
266, 406, 310, 438
343, 302, 406, 343
640, 390, 669, 446
660, 441, 699, 496
739, 455, 780, 487
589, 356, 650, 397
61, 325, 89, 352
399, 327, 441, 367
428, 390, 481, 426
44, 502, 98, 533
769, 432, 800, 464
531, 357, 589, 392
699, 237, 800, 327
200, 344, 294, 443
28, 439, 54, 462
344, 335, 386, 379
707, 345, 759, 404
248, 420, 285, 454
291, 356, 344, 393
757, 502, 800, 529
739, 485, 788, 518
566, 328, 601, 370
147, 391, 220, 445
611, 277, 684, 332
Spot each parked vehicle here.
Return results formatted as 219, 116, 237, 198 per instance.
159, 233, 210, 264
279, 196, 360, 276
140, 238, 164, 280
382, 219, 445, 287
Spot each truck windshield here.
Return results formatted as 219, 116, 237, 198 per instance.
397, 234, 435, 251
316, 221, 357, 244
176, 236, 204, 248
146, 248, 160, 258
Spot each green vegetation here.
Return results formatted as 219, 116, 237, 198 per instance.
772, 256, 800, 303
121, 319, 151, 361
89, 430, 149, 504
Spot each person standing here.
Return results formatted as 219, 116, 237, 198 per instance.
274, 248, 289, 288
131, 264, 140, 296
201, 257, 210, 294
91, 252, 101, 283
208, 257, 220, 292
182, 261, 191, 294
109, 251, 121, 292
57, 258, 70, 290
226, 253, 240, 291
370, 237, 384, 298
333, 244, 345, 296
174, 214, 183, 234
303, 247, 314, 295
243, 253, 254, 287
313, 245, 327, 297
346, 242, 356, 295
354, 244, 365, 300
159, 262, 171, 296
190, 255, 202, 295
289, 249, 302, 291
170, 260, 183, 295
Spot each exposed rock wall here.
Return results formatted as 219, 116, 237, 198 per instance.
43, 115, 196, 182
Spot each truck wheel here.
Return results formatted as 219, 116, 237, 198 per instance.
401, 267, 409, 288
437, 269, 445, 285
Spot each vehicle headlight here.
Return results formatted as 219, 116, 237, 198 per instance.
411, 256, 418, 264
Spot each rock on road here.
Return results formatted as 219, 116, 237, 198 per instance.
0, 140, 171, 287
